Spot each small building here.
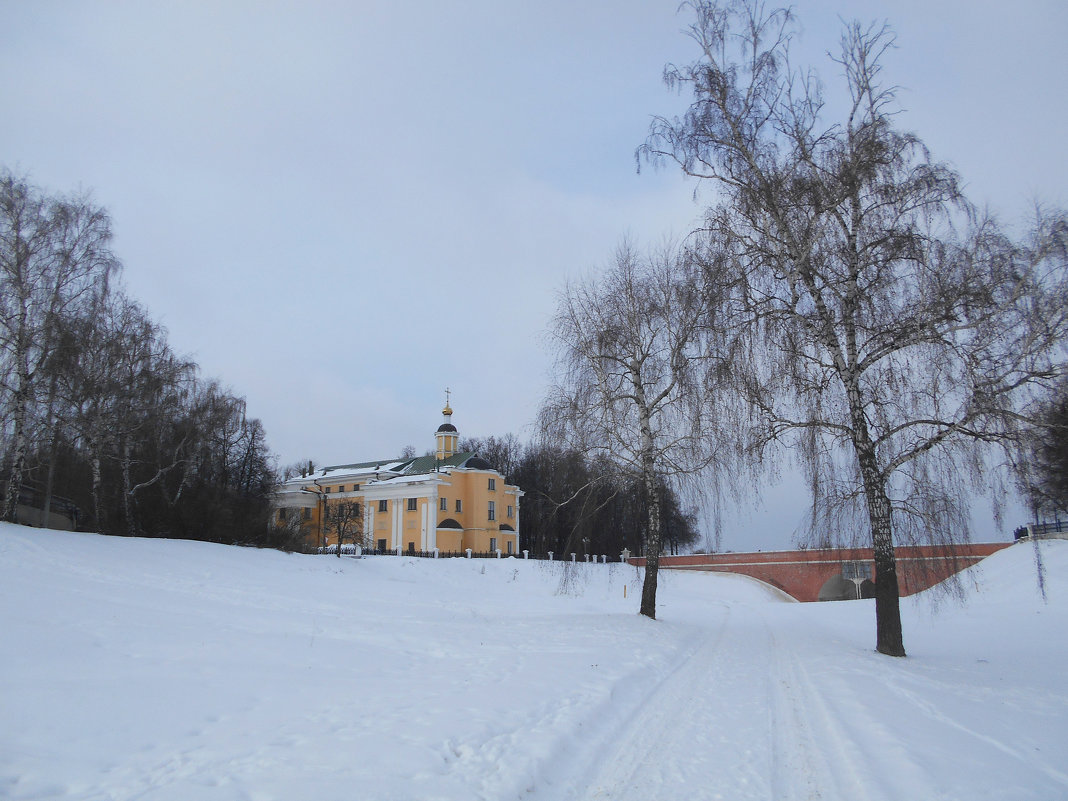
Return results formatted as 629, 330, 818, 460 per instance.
273, 401, 522, 555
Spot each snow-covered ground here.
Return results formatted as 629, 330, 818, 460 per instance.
1, 523, 1065, 801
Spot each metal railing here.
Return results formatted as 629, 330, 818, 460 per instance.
314, 545, 623, 562
1014, 519, 1068, 540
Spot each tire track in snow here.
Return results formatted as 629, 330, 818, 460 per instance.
570, 604, 735, 800
549, 601, 940, 801
556, 603, 776, 801
765, 620, 836, 801
765, 612, 939, 801
439, 611, 736, 800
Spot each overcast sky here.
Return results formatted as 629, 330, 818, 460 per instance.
2, 1, 1065, 550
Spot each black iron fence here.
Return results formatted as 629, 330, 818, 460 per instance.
1014, 519, 1068, 540
314, 544, 624, 562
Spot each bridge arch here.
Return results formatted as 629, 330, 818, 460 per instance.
818, 574, 875, 601
630, 543, 1012, 602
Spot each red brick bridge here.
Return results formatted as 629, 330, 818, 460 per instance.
630, 542, 1014, 602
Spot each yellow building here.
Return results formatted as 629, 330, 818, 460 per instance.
273, 402, 522, 555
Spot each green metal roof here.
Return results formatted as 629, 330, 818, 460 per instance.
399, 451, 477, 475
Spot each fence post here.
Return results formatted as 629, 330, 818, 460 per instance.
496, 549, 502, 558
571, 553, 576, 563
621, 548, 630, 563
465, 548, 472, 559
433, 547, 439, 559
523, 550, 529, 560
548, 551, 554, 561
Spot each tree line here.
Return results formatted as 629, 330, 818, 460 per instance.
1, 171, 277, 544
544, 1, 1068, 655
1018, 379, 1068, 522
458, 434, 701, 559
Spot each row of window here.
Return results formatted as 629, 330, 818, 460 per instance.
330, 502, 361, 518
321, 484, 360, 494
375, 497, 513, 519
320, 478, 497, 495
284, 496, 513, 521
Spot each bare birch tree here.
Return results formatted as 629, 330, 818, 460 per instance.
56, 289, 194, 534
543, 241, 734, 619
641, 1, 1068, 654
325, 500, 364, 557
0, 171, 117, 521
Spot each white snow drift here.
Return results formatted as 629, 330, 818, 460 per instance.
1, 523, 1065, 800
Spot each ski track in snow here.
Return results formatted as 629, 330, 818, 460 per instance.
564, 602, 774, 801
764, 618, 933, 801
516, 581, 1068, 801
878, 670, 1068, 790
527, 601, 936, 801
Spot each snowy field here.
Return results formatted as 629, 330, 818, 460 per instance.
1, 523, 1066, 801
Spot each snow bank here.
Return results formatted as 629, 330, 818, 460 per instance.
1, 524, 1065, 801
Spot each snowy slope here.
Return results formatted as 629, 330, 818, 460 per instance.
1, 523, 1065, 800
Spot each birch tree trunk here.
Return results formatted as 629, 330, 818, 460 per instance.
2, 393, 28, 522
90, 448, 104, 532
850, 410, 905, 656
635, 378, 664, 618
2, 354, 31, 523
40, 373, 61, 523
121, 437, 138, 538
639, 445, 664, 619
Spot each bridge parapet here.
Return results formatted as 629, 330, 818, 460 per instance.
628, 543, 1013, 602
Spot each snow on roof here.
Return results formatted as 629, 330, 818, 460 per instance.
320, 459, 408, 475
364, 473, 442, 487
279, 451, 500, 492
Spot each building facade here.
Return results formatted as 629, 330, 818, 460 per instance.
273, 402, 522, 555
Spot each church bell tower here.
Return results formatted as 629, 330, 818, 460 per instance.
435, 389, 458, 460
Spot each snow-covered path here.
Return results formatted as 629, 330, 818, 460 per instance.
554, 601, 777, 800
531, 561, 1068, 801
2, 524, 1066, 800
531, 598, 927, 801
